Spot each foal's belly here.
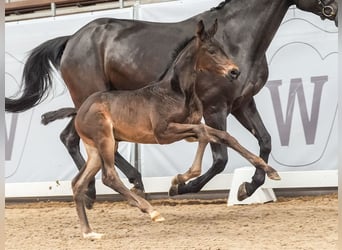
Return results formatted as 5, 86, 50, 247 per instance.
113, 123, 159, 144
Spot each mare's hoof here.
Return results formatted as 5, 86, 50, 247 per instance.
150, 211, 165, 222
83, 231, 104, 239
84, 194, 95, 210
266, 167, 281, 180
168, 185, 178, 197
237, 182, 249, 201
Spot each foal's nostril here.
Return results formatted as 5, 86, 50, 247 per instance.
229, 68, 240, 80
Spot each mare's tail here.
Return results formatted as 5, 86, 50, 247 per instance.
41, 107, 77, 125
6, 36, 70, 113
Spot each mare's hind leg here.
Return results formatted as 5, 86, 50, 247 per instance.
114, 151, 145, 197
60, 118, 96, 209
232, 99, 271, 201
72, 144, 103, 239
99, 130, 164, 222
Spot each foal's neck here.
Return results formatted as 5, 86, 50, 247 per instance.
167, 38, 199, 95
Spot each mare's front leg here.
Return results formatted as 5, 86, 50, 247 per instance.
232, 98, 271, 201
60, 118, 96, 209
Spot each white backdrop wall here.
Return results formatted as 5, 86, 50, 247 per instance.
5, 0, 338, 197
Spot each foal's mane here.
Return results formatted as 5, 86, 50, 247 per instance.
157, 36, 196, 81
210, 0, 232, 11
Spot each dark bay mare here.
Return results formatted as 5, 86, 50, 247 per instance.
43, 21, 280, 238
6, 0, 338, 205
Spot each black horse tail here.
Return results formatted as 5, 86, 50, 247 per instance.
5, 35, 70, 113
41, 107, 77, 125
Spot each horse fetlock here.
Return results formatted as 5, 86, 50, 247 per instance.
83, 231, 104, 239
171, 174, 185, 186
130, 187, 146, 199
150, 210, 165, 222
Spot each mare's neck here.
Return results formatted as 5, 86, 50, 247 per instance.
206, 0, 291, 60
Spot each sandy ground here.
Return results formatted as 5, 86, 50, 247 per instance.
5, 193, 337, 250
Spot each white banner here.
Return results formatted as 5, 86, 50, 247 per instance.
5, 8, 134, 184
5, 0, 338, 197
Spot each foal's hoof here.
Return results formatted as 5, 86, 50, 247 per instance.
237, 182, 249, 201
83, 232, 104, 240
266, 167, 281, 181
168, 185, 178, 197
171, 174, 184, 186
150, 211, 165, 222
84, 194, 96, 210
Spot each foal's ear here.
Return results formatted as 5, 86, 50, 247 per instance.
208, 19, 218, 38
196, 20, 206, 41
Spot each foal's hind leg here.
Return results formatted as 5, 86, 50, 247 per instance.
72, 145, 103, 239
60, 118, 96, 209
99, 131, 164, 222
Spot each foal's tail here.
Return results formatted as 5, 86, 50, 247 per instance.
41, 107, 77, 125
5, 36, 70, 113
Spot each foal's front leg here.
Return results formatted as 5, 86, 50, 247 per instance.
155, 123, 211, 196
161, 123, 280, 197
204, 125, 280, 181
169, 141, 207, 196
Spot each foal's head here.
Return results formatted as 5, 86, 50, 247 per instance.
195, 19, 240, 80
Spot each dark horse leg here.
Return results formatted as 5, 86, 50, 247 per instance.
60, 118, 145, 209
175, 108, 229, 195
232, 98, 271, 200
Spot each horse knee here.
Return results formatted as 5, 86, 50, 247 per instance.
102, 172, 119, 189
101, 174, 111, 187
